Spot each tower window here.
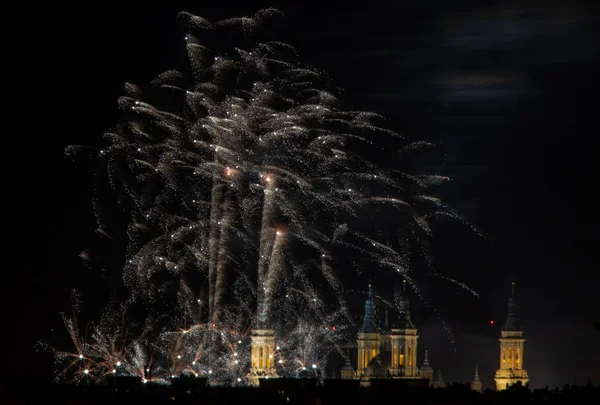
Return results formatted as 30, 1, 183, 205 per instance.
400, 347, 405, 366
259, 347, 263, 368
408, 347, 412, 366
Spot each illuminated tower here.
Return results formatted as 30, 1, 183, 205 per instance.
471, 365, 483, 392
248, 303, 278, 386
494, 280, 529, 390
420, 348, 434, 384
356, 283, 380, 376
389, 280, 418, 377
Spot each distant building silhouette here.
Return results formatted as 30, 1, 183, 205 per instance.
471, 365, 483, 392
432, 367, 446, 388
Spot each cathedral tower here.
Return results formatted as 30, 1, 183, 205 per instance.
494, 280, 529, 390
248, 303, 278, 386
356, 283, 380, 375
389, 280, 418, 377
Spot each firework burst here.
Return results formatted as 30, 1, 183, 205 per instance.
53, 8, 480, 385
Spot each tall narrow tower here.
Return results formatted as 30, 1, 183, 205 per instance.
356, 283, 380, 376
389, 280, 418, 377
494, 280, 529, 390
248, 303, 278, 386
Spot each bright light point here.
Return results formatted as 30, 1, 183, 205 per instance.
143, 379, 148, 384
146, 369, 150, 372
237, 378, 241, 382
332, 326, 336, 331
172, 375, 176, 378
84, 369, 89, 374
238, 340, 242, 344
490, 320, 495, 325
302, 367, 306, 371
276, 346, 280, 350
79, 355, 83, 359
234, 352, 238, 356
276, 230, 281, 236
183, 330, 187, 334
265, 176, 271, 182
278, 360, 283, 364
112, 369, 116, 373
208, 370, 212, 374
116, 361, 121, 367
177, 355, 182, 359
312, 364, 317, 369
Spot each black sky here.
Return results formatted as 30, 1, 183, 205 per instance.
3, 0, 600, 390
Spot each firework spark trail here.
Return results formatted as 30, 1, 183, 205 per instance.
51, 8, 482, 385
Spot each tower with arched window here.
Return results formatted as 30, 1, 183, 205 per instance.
494, 280, 529, 390
248, 303, 278, 386
389, 280, 418, 377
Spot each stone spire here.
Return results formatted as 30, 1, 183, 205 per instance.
503, 279, 522, 331
361, 282, 376, 333
432, 366, 446, 388
395, 279, 414, 329
420, 347, 434, 383
423, 347, 430, 366
471, 365, 483, 392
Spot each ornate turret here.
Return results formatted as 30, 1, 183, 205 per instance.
471, 365, 483, 392
494, 280, 529, 390
420, 347, 434, 384
341, 350, 355, 380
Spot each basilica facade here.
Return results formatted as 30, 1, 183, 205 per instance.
248, 279, 528, 391
340, 281, 434, 387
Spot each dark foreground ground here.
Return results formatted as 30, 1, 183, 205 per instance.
1, 377, 599, 404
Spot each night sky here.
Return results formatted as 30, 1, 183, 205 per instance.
4, 0, 599, 390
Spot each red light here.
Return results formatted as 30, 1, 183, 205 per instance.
490, 320, 494, 325
332, 326, 336, 331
